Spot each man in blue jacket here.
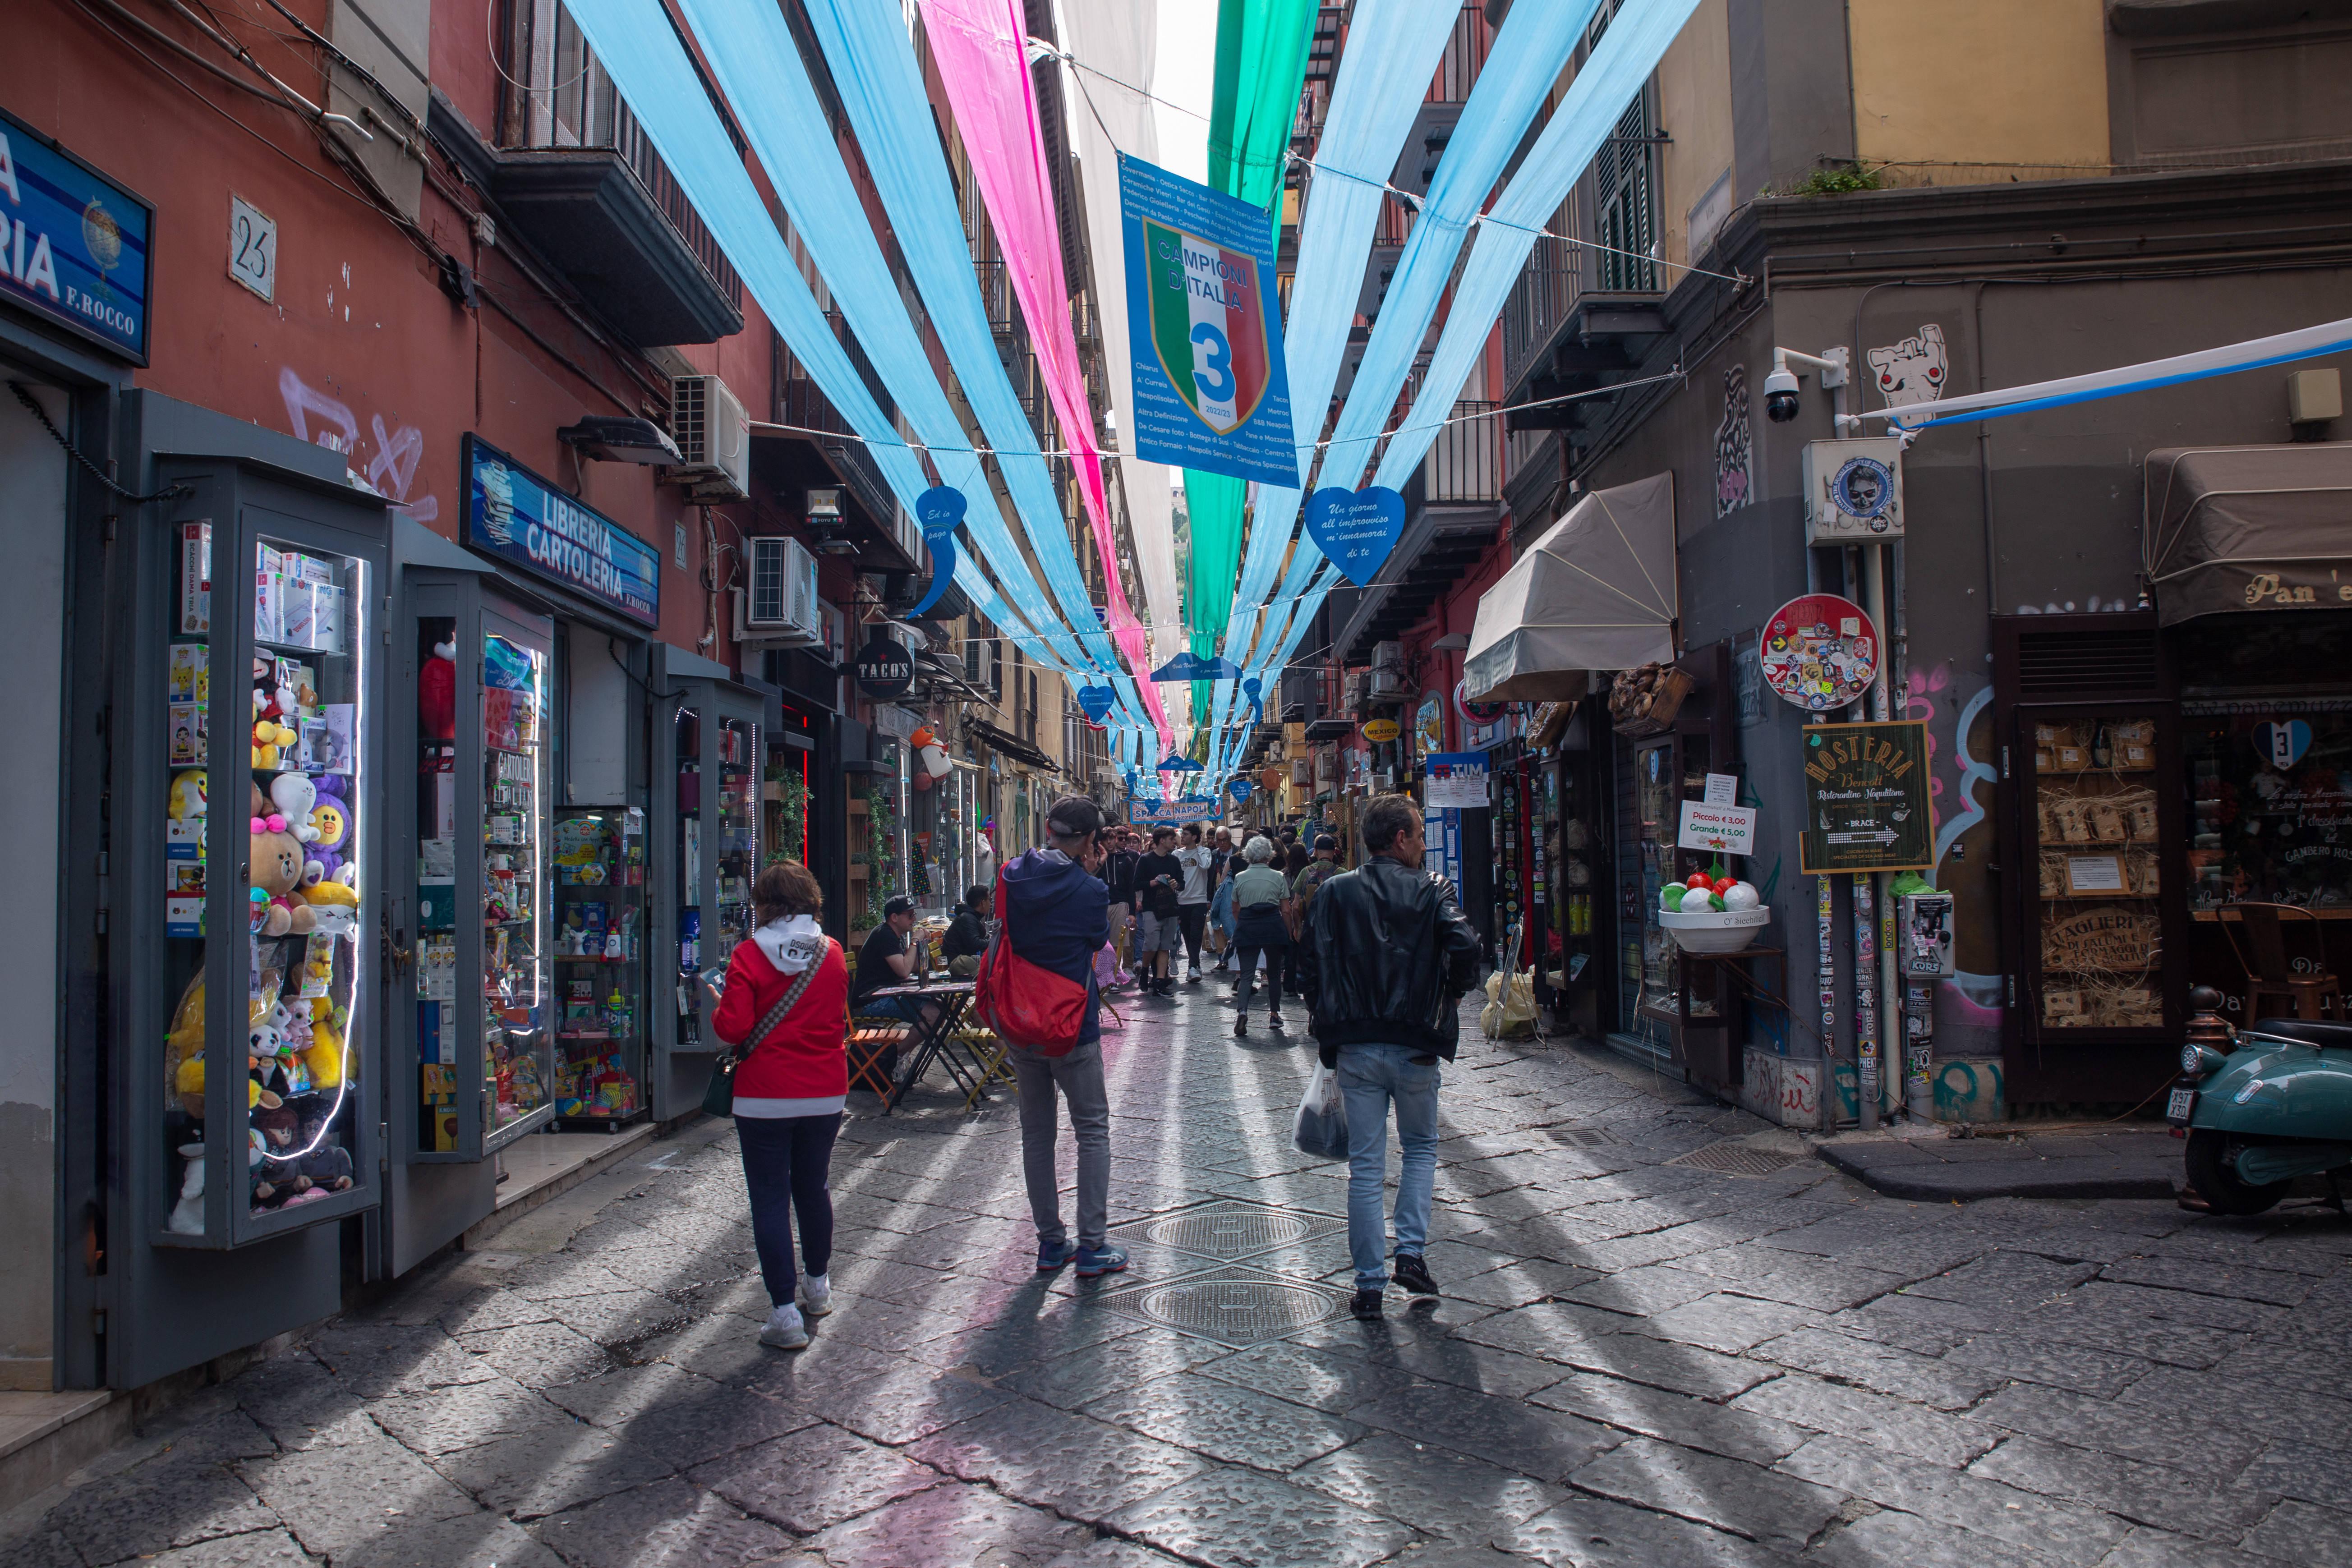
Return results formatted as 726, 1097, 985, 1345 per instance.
999, 795, 1125, 1278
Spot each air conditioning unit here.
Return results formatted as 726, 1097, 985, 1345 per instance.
736, 535, 820, 647
671, 373, 750, 499
964, 637, 997, 696
1367, 640, 1405, 697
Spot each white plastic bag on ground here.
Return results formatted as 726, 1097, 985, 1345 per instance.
1481, 967, 1539, 1038
1292, 1062, 1350, 1161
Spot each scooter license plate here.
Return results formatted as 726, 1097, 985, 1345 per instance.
2166, 1087, 2197, 1126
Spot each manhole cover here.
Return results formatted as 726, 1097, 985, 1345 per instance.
1668, 1140, 1801, 1177
1095, 1265, 1353, 1347
1548, 1128, 1624, 1149
1107, 1200, 1342, 1263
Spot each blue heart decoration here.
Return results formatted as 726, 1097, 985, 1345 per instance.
1076, 684, 1115, 724
2255, 719, 2313, 769
1305, 486, 1407, 587
1228, 777, 1253, 803
909, 486, 967, 616
1157, 753, 1204, 773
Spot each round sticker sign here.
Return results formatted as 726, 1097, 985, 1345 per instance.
1362, 718, 1402, 743
1759, 593, 1878, 712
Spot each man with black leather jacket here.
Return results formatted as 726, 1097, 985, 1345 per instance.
1294, 794, 1482, 1320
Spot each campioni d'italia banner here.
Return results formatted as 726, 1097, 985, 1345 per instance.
1118, 154, 1297, 487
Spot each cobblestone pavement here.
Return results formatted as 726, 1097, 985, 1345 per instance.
14, 984, 2352, 1568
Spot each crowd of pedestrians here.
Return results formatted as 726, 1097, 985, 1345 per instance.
708, 793, 1483, 1357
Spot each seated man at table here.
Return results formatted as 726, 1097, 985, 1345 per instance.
854, 897, 939, 1028
940, 884, 992, 979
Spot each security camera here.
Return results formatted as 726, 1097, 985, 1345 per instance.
1763, 363, 1801, 423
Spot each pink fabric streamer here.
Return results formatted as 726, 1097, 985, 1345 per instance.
920, 0, 1172, 758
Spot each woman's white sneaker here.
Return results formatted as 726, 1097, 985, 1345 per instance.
759, 1303, 809, 1350
797, 1274, 833, 1317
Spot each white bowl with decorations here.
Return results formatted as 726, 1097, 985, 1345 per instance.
1659, 906, 1771, 953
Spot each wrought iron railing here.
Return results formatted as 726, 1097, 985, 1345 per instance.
1502, 232, 1585, 393
1427, 5, 1491, 105
1423, 400, 1502, 505
514, 5, 742, 313
976, 258, 1017, 340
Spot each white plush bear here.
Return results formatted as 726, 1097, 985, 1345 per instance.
1867, 323, 1948, 409
271, 773, 320, 842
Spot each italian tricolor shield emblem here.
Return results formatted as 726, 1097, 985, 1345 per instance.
1145, 219, 1270, 436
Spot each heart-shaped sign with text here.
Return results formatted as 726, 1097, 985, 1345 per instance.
2256, 719, 2313, 770
1228, 777, 1253, 803
909, 486, 967, 616
1305, 486, 1407, 586
1076, 684, 1116, 724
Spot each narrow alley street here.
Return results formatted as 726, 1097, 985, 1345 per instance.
10, 987, 2349, 1568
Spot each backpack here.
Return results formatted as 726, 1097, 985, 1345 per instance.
972, 871, 1089, 1055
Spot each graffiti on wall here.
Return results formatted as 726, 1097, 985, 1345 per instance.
1933, 1057, 2005, 1122
1866, 323, 1949, 409
1713, 365, 1754, 518
1740, 1049, 1821, 1129
278, 367, 439, 523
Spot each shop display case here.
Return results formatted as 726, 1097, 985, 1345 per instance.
2013, 707, 2185, 1040
147, 487, 383, 1249
402, 579, 557, 1159
550, 806, 646, 1127
651, 661, 767, 1115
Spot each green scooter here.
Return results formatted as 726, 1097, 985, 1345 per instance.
2171, 985, 2352, 1215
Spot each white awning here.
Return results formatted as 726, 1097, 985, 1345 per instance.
1464, 473, 1678, 700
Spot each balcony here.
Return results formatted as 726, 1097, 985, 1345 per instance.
487, 8, 743, 347
755, 330, 919, 574
1500, 231, 1665, 411
1336, 402, 1504, 663
1393, 6, 1489, 198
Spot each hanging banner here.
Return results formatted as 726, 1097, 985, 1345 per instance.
1305, 487, 1407, 586
1151, 650, 1244, 681
1132, 798, 1221, 826
1760, 593, 1879, 713
1228, 776, 1253, 803
1423, 752, 1490, 810
1800, 721, 1933, 874
908, 486, 965, 616
1118, 155, 1297, 487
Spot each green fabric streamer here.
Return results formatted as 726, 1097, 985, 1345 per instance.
1207, 0, 1319, 219
1182, 0, 1316, 677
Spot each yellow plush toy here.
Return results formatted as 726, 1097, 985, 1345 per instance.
302, 998, 345, 1089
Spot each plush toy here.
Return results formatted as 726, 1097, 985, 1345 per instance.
166, 1142, 206, 1234
420, 639, 457, 740
169, 770, 207, 823
250, 810, 315, 938
288, 1116, 353, 1196
270, 773, 319, 843
303, 880, 358, 938
250, 1103, 301, 1208
302, 998, 345, 1090
304, 776, 354, 888
165, 970, 208, 1117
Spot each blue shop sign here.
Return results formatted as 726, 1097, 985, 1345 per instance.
463, 436, 661, 627
0, 109, 154, 363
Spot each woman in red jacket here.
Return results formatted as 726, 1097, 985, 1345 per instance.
711, 860, 849, 1350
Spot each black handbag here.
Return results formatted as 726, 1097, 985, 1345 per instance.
702, 938, 831, 1119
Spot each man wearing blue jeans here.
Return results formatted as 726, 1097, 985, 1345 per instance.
1294, 794, 1481, 1320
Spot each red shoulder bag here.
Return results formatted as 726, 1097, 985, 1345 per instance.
972, 872, 1088, 1055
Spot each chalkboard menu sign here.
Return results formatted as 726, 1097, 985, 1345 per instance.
1800, 721, 1933, 874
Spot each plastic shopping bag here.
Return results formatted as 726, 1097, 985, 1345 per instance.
1292, 1062, 1351, 1162
1479, 967, 1539, 1039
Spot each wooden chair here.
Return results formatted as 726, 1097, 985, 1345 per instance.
846, 1017, 911, 1105
2216, 902, 2343, 1020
